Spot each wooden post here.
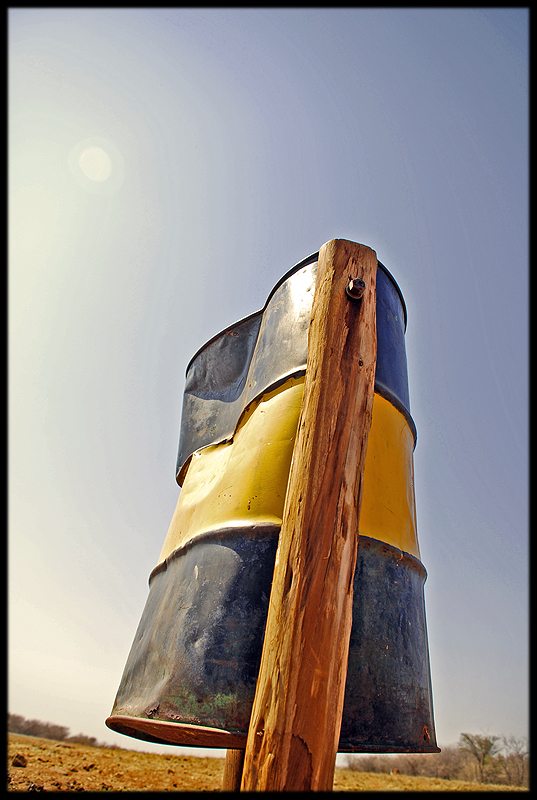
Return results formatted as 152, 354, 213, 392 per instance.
240, 240, 377, 792
222, 749, 245, 791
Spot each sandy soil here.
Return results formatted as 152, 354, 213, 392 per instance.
8, 733, 526, 792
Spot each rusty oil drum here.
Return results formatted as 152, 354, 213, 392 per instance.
106, 251, 439, 753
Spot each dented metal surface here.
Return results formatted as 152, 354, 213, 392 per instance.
107, 531, 437, 752
108, 528, 278, 748
176, 256, 415, 485
341, 537, 437, 752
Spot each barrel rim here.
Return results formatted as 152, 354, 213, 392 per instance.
151, 530, 426, 587
184, 248, 408, 377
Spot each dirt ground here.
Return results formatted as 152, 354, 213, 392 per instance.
8, 733, 526, 792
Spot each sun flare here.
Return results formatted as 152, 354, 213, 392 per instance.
68, 137, 124, 194
79, 146, 112, 182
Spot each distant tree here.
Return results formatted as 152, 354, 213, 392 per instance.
399, 754, 426, 776
345, 755, 391, 773
419, 746, 469, 781
8, 714, 112, 749
347, 735, 529, 786
8, 714, 26, 735
66, 734, 99, 747
8, 713, 69, 742
458, 732, 501, 783
498, 736, 529, 786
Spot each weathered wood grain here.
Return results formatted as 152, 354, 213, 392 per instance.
222, 749, 245, 791
240, 239, 378, 792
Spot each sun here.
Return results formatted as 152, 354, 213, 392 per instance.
78, 146, 112, 182
68, 137, 124, 194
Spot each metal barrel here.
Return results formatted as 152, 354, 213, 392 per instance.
106, 253, 439, 753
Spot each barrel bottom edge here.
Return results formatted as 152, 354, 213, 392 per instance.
106, 715, 440, 754
338, 742, 441, 754
105, 715, 247, 750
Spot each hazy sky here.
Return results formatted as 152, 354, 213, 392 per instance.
9, 8, 528, 762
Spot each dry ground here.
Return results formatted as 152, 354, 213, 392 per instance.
8, 733, 526, 792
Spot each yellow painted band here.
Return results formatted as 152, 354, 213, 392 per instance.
360, 392, 419, 559
158, 378, 419, 565
158, 377, 305, 563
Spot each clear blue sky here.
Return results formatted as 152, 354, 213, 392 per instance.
9, 8, 528, 761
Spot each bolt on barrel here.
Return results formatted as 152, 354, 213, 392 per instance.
346, 278, 366, 299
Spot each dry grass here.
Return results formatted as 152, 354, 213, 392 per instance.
8, 733, 526, 792
332, 769, 526, 792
